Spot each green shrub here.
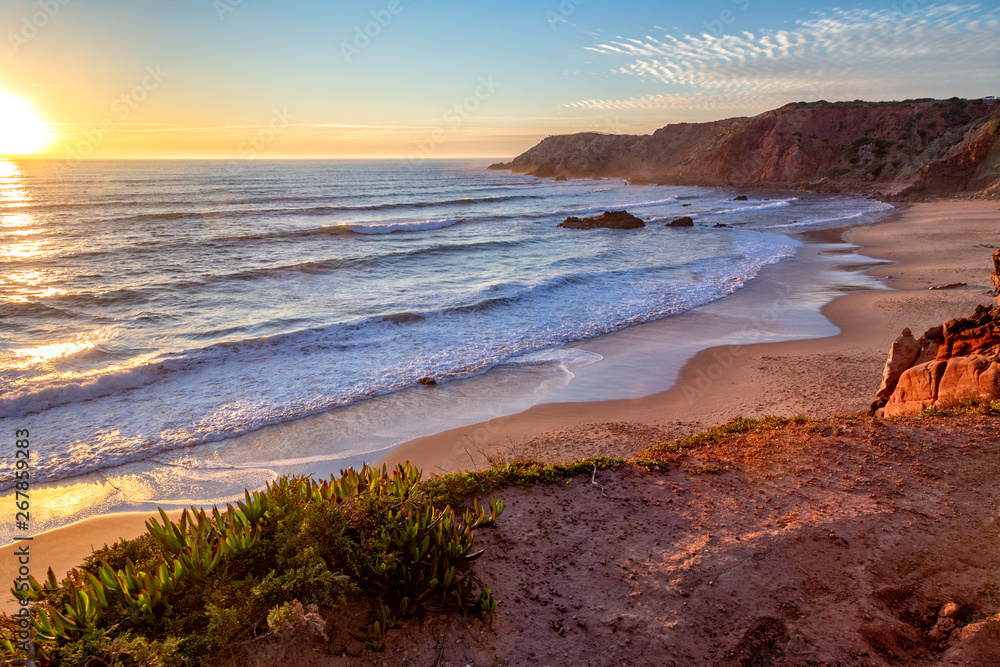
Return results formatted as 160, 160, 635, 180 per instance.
1, 463, 504, 665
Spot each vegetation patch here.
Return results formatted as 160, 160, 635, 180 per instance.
1, 464, 505, 665
635, 415, 805, 468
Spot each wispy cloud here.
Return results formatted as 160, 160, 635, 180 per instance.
566, 4, 1000, 112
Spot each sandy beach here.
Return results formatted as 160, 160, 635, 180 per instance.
3, 200, 997, 617
378, 200, 1000, 472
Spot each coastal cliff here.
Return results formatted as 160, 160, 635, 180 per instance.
502, 99, 1000, 198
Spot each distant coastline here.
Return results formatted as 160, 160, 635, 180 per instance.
490, 97, 1000, 200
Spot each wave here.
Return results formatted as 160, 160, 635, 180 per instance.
341, 217, 465, 234
715, 198, 797, 214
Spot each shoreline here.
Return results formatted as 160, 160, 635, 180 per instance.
376, 200, 999, 471
2, 200, 997, 614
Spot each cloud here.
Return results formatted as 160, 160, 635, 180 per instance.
566, 4, 1000, 112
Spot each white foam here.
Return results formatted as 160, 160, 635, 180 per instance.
339, 217, 465, 234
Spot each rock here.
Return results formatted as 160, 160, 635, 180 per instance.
928, 282, 967, 290
938, 613, 1000, 664
558, 210, 645, 230
682, 203, 691, 207
667, 217, 695, 227
487, 162, 512, 170
875, 328, 923, 402
935, 305, 1000, 359
554, 175, 568, 181
883, 354, 1000, 416
940, 602, 961, 619
417, 376, 437, 386
993, 248, 1000, 305
714, 223, 729, 228
733, 195, 749, 201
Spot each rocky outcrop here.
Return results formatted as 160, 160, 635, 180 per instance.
667, 217, 695, 227
878, 304, 1000, 416
993, 249, 1000, 304
558, 210, 644, 230
506, 99, 1000, 198
487, 162, 512, 170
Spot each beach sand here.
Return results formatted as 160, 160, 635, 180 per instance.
378, 200, 1000, 472
2, 200, 997, 617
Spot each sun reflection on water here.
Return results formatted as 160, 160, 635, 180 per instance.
1, 158, 55, 298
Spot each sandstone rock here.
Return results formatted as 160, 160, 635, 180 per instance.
667, 217, 695, 227
875, 328, 923, 402
558, 210, 645, 230
883, 354, 1000, 416
935, 305, 1000, 360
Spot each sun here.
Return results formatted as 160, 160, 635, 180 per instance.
0, 89, 52, 155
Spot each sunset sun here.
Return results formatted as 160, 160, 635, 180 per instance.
0, 89, 52, 154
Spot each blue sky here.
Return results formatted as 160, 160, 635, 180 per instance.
1, 0, 998, 157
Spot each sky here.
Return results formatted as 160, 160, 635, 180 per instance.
0, 0, 998, 159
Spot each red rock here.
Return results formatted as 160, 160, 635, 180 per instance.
884, 355, 1000, 416
875, 328, 923, 401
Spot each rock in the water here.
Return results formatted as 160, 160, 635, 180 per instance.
559, 210, 645, 230
554, 175, 568, 181
875, 328, 923, 402
487, 162, 512, 170
417, 376, 437, 386
714, 223, 729, 228
733, 195, 749, 201
667, 216, 695, 227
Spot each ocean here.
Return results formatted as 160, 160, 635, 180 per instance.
0, 158, 894, 496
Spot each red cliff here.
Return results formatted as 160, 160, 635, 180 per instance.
507, 99, 1000, 198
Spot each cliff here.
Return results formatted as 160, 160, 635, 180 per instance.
505, 99, 1000, 198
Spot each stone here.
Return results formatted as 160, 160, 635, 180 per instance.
554, 175, 568, 181
928, 282, 967, 290
666, 217, 695, 227
883, 354, 1000, 416
417, 376, 437, 386
875, 328, 923, 402
733, 195, 749, 201
559, 210, 645, 230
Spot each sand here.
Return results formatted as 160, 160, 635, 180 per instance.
378, 200, 1000, 472
3, 199, 998, 625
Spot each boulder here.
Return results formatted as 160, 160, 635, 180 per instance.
935, 304, 1000, 360
667, 217, 695, 227
417, 376, 437, 386
883, 355, 1000, 416
733, 195, 749, 201
559, 210, 645, 230
993, 249, 1000, 305
875, 328, 923, 402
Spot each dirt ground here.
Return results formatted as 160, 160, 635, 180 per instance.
227, 411, 1000, 666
